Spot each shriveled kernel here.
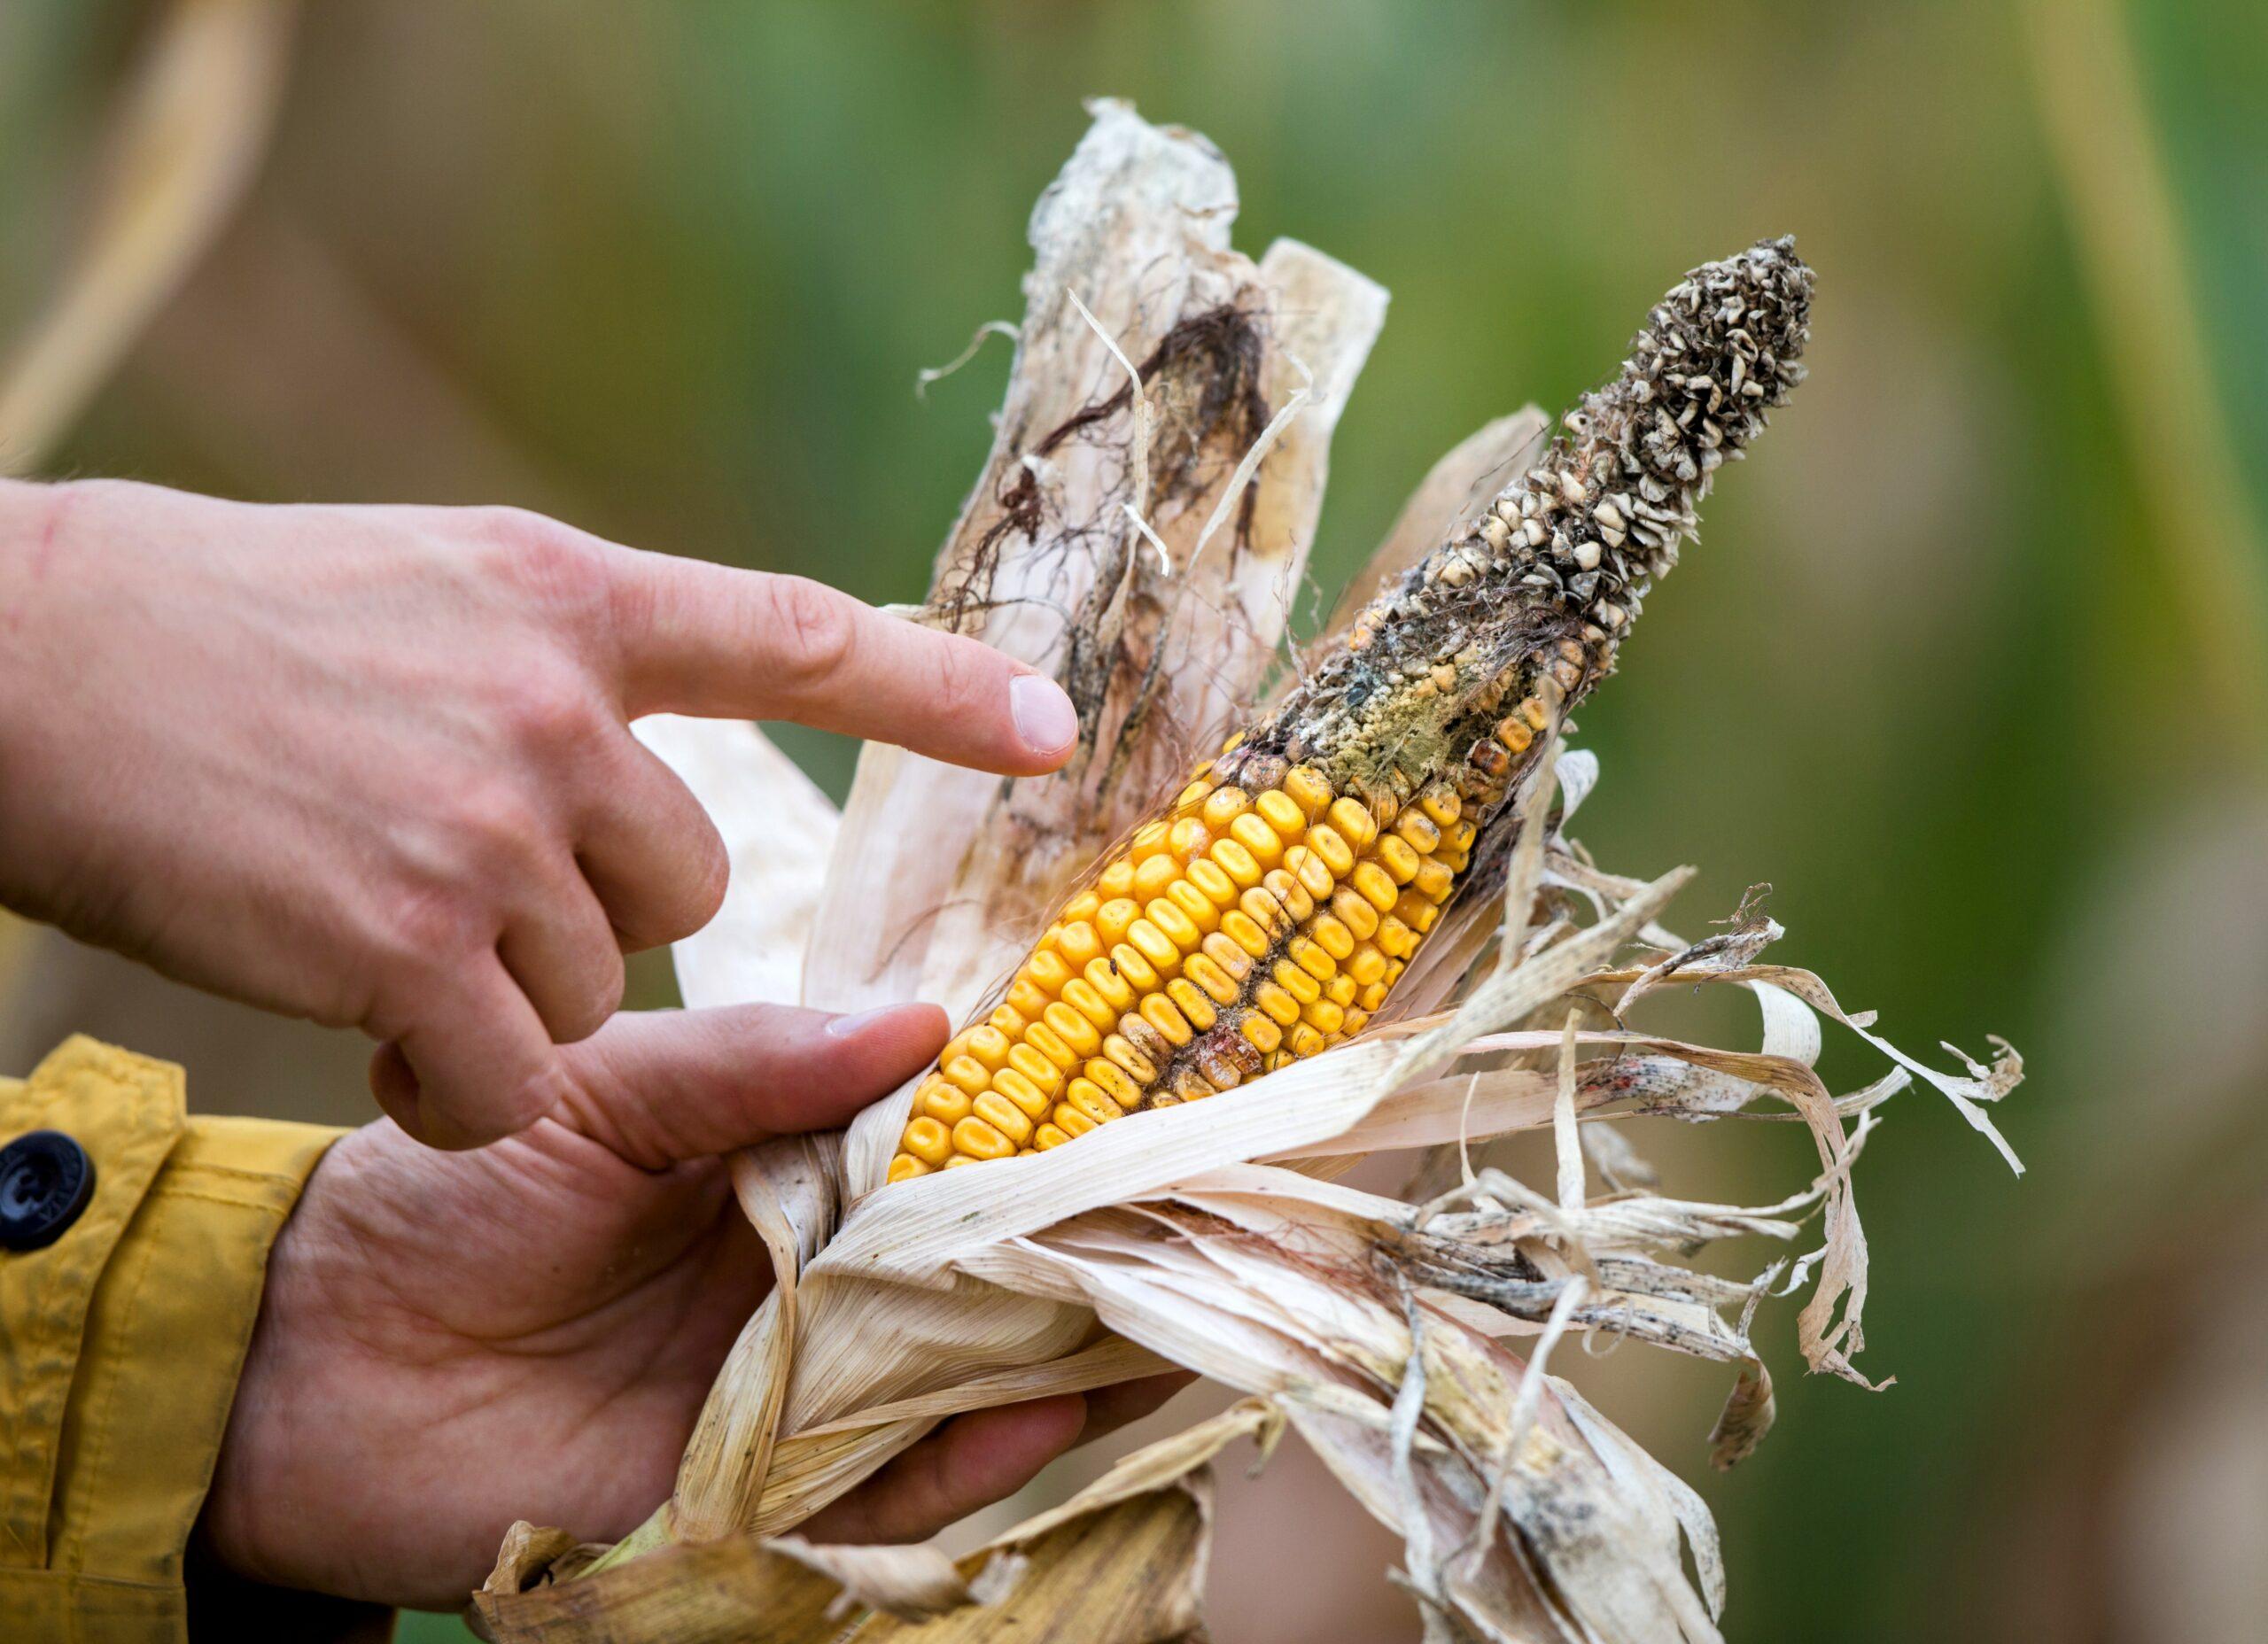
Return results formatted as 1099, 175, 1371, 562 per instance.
1288, 1023, 1326, 1058
1327, 797, 1379, 849
1109, 943, 1161, 992
1518, 696, 1550, 732
1033, 1124, 1072, 1151
1023, 950, 1073, 994
1240, 1013, 1284, 1054
974, 1092, 1035, 1144
887, 1154, 930, 1183
1066, 1078, 1123, 1126
1061, 978, 1115, 1029
903, 1116, 953, 1166
1098, 859, 1136, 899
1169, 817, 1212, 863
1332, 887, 1381, 940
1139, 993, 1195, 1047
1413, 860, 1456, 902
1254, 789, 1307, 838
1167, 878, 1222, 933
1057, 921, 1105, 969
1127, 919, 1182, 974
1497, 717, 1534, 754
1149, 1094, 1183, 1109
1306, 824, 1355, 877
1043, 1002, 1102, 1056
1196, 1050, 1245, 1090
1270, 960, 1322, 1005
944, 1055, 992, 1097
1097, 898, 1140, 944
1086, 1059, 1145, 1111
1054, 1105, 1098, 1138
1370, 792, 1401, 828
1185, 951, 1241, 1004
1166, 977, 1217, 1031
1026, 1021, 1079, 1072
1468, 739, 1511, 780
993, 1068, 1052, 1120
1220, 910, 1272, 958
1287, 935, 1337, 981
1172, 1068, 1218, 1102
1201, 787, 1251, 830
1202, 932, 1255, 979
1084, 958, 1134, 1012
1102, 1034, 1159, 1085
1352, 863, 1400, 912
1186, 859, 1239, 908
1005, 978, 1051, 1020
1119, 1014, 1170, 1065
1284, 766, 1334, 818
1309, 914, 1356, 960
1133, 853, 1179, 900
1007, 1044, 1061, 1095
1209, 836, 1263, 888
952, 1116, 1016, 1160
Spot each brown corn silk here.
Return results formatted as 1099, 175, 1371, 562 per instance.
891, 237, 1814, 1179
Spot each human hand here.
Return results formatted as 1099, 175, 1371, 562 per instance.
0, 477, 1080, 1146
198, 1001, 1185, 1610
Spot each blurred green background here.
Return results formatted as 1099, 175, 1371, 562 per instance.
4, 2, 2262, 1640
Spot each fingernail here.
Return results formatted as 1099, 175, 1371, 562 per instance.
1010, 672, 1078, 757
825, 1004, 921, 1038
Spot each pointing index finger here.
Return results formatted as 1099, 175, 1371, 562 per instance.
611, 552, 1078, 775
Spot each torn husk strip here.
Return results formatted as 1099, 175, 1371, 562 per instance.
503, 100, 2023, 1644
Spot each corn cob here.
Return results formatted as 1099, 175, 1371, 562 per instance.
890, 237, 1813, 1181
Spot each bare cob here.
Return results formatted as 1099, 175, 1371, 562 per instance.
889, 237, 1814, 1181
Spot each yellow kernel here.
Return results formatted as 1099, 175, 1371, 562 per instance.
1086, 1059, 1146, 1110
1270, 960, 1322, 1004
1127, 918, 1182, 974
1103, 1034, 1159, 1084
1139, 993, 1195, 1047
942, 1030, 974, 1065
1376, 917, 1417, 958
1288, 1023, 1326, 1059
1006, 979, 1051, 1020
1007, 1044, 1061, 1095
1285, 766, 1334, 818
1421, 783, 1464, 827
1209, 836, 1263, 888
1448, 818, 1479, 852
1287, 935, 1336, 981
1054, 1105, 1098, 1138
962, 1026, 1010, 1069
1133, 853, 1179, 900
1166, 977, 1217, 1031
1230, 811, 1286, 866
1305, 824, 1355, 878
1033, 1124, 1072, 1151
1341, 1007, 1371, 1035
1254, 788, 1307, 838
1285, 845, 1336, 902
1150, 1094, 1183, 1109
1187, 858, 1239, 907
1497, 717, 1534, 754
1084, 958, 1135, 1012
1260, 868, 1315, 923
1414, 860, 1456, 903
1026, 1021, 1079, 1072
1060, 890, 1102, 926
951, 1116, 1015, 1160
1169, 816, 1212, 864
1394, 892, 1440, 933
1383, 958, 1406, 985
1097, 897, 1141, 944
1239, 887, 1293, 937
1357, 981, 1390, 1012
974, 1091, 1034, 1144
1352, 863, 1399, 912
1057, 921, 1104, 969
1201, 787, 1251, 830
992, 1068, 1052, 1120
1253, 981, 1302, 1027
1130, 819, 1172, 859
1326, 973, 1358, 1007
1519, 696, 1550, 732
902, 1116, 953, 1166
1396, 812, 1441, 853
1434, 848, 1470, 875
987, 1004, 1028, 1040
1376, 836, 1422, 885
1347, 943, 1388, 986
942, 1155, 979, 1170
887, 1154, 930, 1183
1174, 778, 1214, 810
1309, 914, 1355, 960
1166, 878, 1222, 933
1109, 942, 1161, 992
1202, 932, 1255, 979
1067, 1077, 1123, 1125
1303, 997, 1346, 1034
920, 1082, 973, 1126
1331, 887, 1380, 940
1146, 898, 1200, 951
1044, 1002, 1102, 1056
944, 1055, 992, 1097
1185, 951, 1241, 1004
1023, 950, 1073, 994
1098, 859, 1137, 899
1240, 1013, 1284, 1054
1220, 910, 1272, 958
1173, 1068, 1219, 1101
1327, 797, 1379, 849
1061, 978, 1116, 1028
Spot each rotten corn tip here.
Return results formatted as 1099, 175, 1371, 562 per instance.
888, 237, 1813, 1183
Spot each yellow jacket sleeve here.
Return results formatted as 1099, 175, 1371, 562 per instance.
0, 1036, 381, 1642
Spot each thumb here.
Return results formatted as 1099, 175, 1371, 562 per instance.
549, 1002, 947, 1169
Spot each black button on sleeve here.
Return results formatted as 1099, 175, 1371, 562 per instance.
0, 1129, 97, 1252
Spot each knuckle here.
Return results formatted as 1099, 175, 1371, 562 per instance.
494, 665, 603, 755
758, 574, 858, 693
469, 507, 615, 623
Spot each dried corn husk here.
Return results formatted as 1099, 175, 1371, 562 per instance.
481, 101, 2022, 1642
